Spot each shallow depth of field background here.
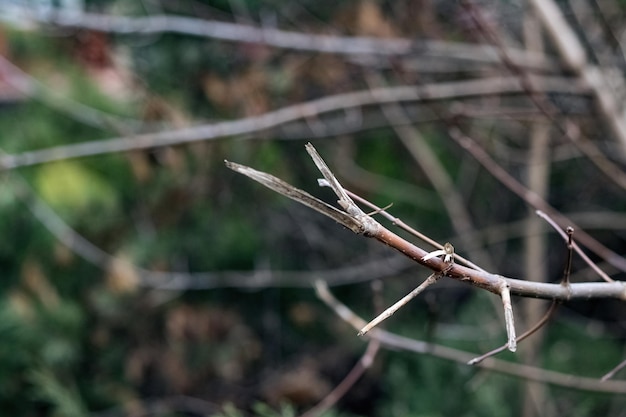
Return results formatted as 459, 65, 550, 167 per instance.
0, 1, 625, 416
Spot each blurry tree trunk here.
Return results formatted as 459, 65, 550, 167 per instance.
521, 12, 553, 417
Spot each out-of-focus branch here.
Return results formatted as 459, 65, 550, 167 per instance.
448, 127, 626, 273
299, 280, 383, 417
315, 281, 626, 394
9, 173, 412, 290
11, 10, 557, 71
462, 1, 626, 191
536, 210, 614, 283
602, 359, 626, 382
366, 73, 496, 271
0, 76, 587, 170
468, 301, 558, 365
528, 0, 626, 155
0, 54, 145, 131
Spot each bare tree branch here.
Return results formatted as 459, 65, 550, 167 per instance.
10, 10, 559, 71
226, 144, 626, 301
0, 76, 587, 170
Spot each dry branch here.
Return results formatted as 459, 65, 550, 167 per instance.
226, 144, 626, 302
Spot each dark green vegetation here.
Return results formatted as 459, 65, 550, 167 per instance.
0, 1, 625, 416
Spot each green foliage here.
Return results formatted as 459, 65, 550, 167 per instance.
380, 353, 518, 417
29, 369, 87, 417
35, 161, 119, 216
214, 401, 357, 417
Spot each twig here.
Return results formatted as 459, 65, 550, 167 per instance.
536, 210, 614, 282
315, 281, 626, 393
468, 301, 558, 365
564, 226, 575, 284
601, 358, 626, 382
227, 144, 626, 301
500, 283, 517, 352
318, 179, 485, 272
358, 273, 440, 336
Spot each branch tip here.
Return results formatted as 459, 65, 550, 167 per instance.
500, 284, 517, 352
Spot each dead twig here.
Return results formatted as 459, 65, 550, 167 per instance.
468, 301, 558, 365
536, 210, 614, 282
226, 144, 626, 302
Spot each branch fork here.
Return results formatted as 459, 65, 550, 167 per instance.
226, 143, 626, 360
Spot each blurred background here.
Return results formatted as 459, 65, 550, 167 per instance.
0, 0, 626, 416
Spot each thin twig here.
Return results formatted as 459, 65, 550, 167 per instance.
318, 179, 485, 272
536, 210, 614, 282
468, 301, 558, 365
564, 226, 575, 284
500, 283, 517, 352
358, 273, 440, 336
601, 358, 626, 382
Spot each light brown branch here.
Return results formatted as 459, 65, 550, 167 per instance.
0, 76, 588, 170
226, 144, 626, 301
